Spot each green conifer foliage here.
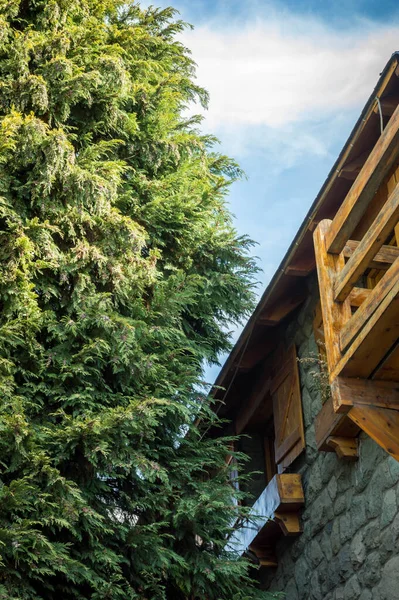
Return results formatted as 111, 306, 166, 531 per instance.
0, 2, 279, 598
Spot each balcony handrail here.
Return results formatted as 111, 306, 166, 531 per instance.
325, 102, 399, 255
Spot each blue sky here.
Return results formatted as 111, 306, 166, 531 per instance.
142, 0, 399, 381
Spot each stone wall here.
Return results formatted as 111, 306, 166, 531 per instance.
261, 275, 399, 600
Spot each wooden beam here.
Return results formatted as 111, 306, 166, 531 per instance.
373, 93, 399, 117
284, 264, 313, 277
349, 404, 399, 462
334, 181, 399, 302
326, 436, 358, 460
331, 376, 399, 414
343, 239, 399, 269
340, 256, 399, 350
326, 102, 399, 255
313, 220, 352, 374
332, 277, 399, 379
348, 287, 370, 307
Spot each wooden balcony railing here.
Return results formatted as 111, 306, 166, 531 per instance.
313, 102, 399, 463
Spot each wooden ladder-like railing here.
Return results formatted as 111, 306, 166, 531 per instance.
313, 102, 399, 462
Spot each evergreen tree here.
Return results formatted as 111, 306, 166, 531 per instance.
0, 1, 279, 598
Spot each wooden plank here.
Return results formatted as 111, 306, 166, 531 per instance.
343, 239, 399, 269
348, 404, 399, 462
326, 436, 358, 460
340, 256, 399, 350
313, 220, 352, 373
271, 352, 292, 395
333, 278, 399, 379
326, 102, 399, 255
351, 173, 390, 242
275, 428, 301, 465
331, 376, 399, 414
314, 396, 360, 451
334, 181, 399, 302
348, 287, 370, 307
272, 345, 305, 469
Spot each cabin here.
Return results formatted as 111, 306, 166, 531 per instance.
212, 52, 399, 600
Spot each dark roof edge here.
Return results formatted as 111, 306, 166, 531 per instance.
213, 51, 399, 391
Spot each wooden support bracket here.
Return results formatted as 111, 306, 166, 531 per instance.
315, 396, 360, 452
248, 545, 278, 568
316, 376, 399, 463
326, 436, 358, 460
274, 511, 302, 536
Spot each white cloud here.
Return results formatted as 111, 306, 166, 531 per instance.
181, 16, 399, 130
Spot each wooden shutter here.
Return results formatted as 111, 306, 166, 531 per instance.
272, 345, 305, 472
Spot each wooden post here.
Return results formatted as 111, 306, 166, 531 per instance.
313, 220, 352, 376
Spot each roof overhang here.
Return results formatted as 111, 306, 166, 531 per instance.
212, 52, 399, 415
